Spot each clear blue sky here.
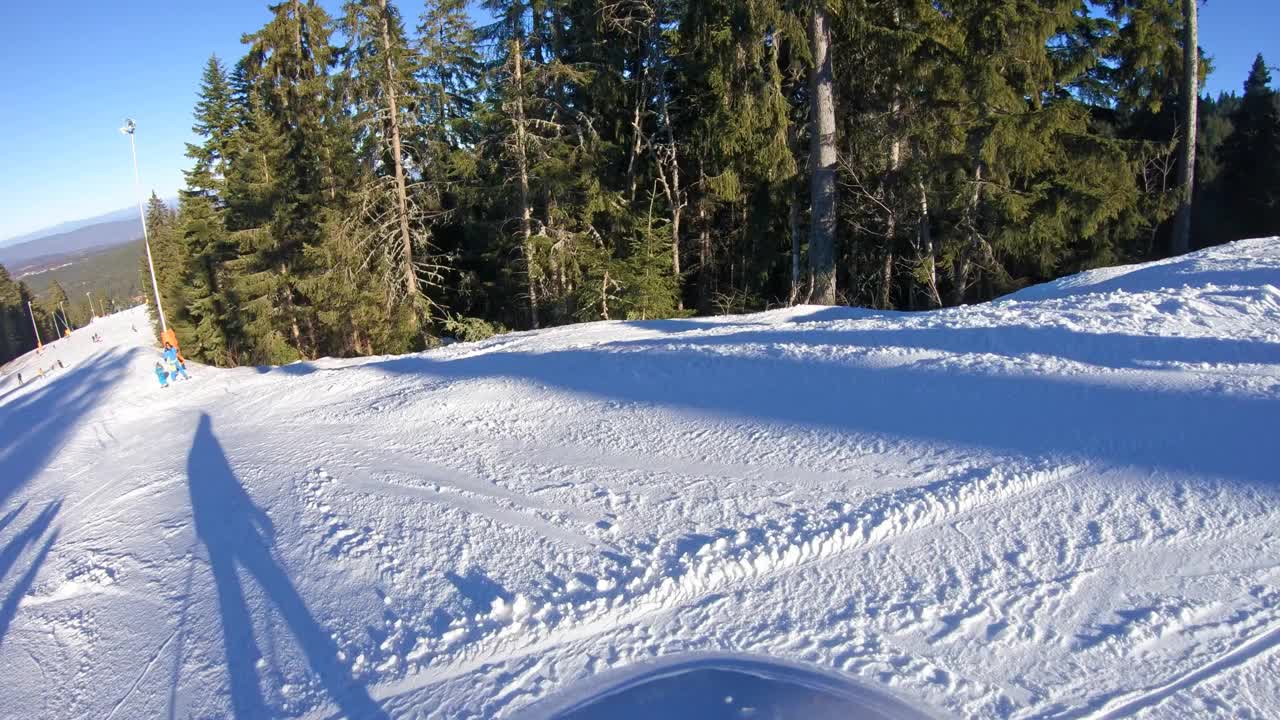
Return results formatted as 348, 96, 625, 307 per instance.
1, 1, 1276, 242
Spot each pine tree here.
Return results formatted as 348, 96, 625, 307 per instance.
416, 0, 481, 155
180, 195, 241, 364
237, 0, 351, 361
0, 265, 27, 363
476, 0, 594, 328
1216, 54, 1280, 239
341, 0, 426, 306
185, 55, 237, 198
140, 193, 184, 340
677, 0, 803, 312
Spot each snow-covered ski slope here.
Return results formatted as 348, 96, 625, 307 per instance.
1, 238, 1279, 719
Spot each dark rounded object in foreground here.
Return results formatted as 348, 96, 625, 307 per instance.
514, 654, 944, 720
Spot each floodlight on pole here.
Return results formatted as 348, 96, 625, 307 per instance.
122, 118, 168, 333
27, 301, 43, 348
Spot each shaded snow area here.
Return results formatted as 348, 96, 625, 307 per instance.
2, 238, 1279, 719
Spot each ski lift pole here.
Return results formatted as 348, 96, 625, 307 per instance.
58, 300, 71, 332
121, 119, 167, 333
27, 301, 43, 348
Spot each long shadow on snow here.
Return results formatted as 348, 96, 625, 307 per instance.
369, 326, 1278, 487
186, 414, 387, 720
625, 324, 1280, 372
0, 502, 61, 649
0, 349, 137, 508
0, 501, 28, 536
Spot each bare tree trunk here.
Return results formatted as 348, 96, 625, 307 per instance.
377, 0, 418, 301
1172, 0, 1198, 255
790, 190, 803, 305
698, 200, 712, 313
600, 267, 611, 320
625, 24, 651, 204
281, 262, 304, 354
916, 181, 941, 309
950, 164, 984, 306
881, 116, 901, 310
649, 10, 684, 310
879, 9, 902, 311
807, 1, 838, 305
512, 38, 539, 329
880, 251, 893, 309
626, 89, 646, 203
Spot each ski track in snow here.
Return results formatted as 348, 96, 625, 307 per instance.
1, 238, 1279, 719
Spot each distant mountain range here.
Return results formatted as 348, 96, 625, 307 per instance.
0, 205, 140, 249
0, 219, 143, 272
0, 198, 176, 273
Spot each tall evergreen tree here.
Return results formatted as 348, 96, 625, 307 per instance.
237, 0, 350, 361
342, 0, 427, 306
180, 195, 242, 363
0, 265, 28, 363
1216, 54, 1280, 239
185, 55, 237, 198
140, 193, 183, 339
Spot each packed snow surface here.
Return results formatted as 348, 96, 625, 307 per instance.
2, 238, 1279, 719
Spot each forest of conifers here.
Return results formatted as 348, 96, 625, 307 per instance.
3, 0, 1279, 367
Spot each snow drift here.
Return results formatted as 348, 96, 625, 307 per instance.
1, 238, 1278, 719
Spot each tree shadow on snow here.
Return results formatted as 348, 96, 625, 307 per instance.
0, 502, 28, 536
368, 325, 1279, 488
0, 348, 138, 508
0, 501, 61, 649
186, 414, 387, 719
254, 362, 320, 377
619, 324, 1280, 373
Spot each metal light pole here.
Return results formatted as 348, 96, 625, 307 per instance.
121, 119, 167, 333
27, 301, 43, 348
87, 291, 97, 320
58, 300, 71, 333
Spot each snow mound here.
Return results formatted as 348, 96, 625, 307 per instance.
2, 241, 1279, 719
1005, 236, 1280, 301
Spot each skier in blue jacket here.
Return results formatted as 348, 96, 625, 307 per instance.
163, 343, 190, 381
155, 362, 170, 388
